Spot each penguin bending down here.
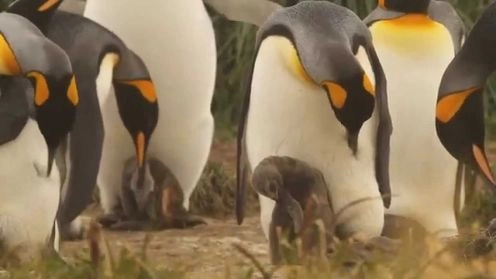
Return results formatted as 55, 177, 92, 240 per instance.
0, 12, 80, 260
237, 1, 393, 240
435, 1, 496, 190
99, 157, 206, 231
6, 0, 159, 239
83, 0, 214, 218
251, 156, 334, 265
363, 0, 465, 238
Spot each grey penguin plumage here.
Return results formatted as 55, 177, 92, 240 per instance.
6, 0, 160, 239
251, 156, 334, 264
237, 1, 392, 240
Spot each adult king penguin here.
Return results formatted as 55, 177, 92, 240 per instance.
83, 0, 214, 215
0, 12, 79, 259
435, 1, 496, 190
6, 0, 159, 239
237, 1, 393, 239
364, 0, 465, 238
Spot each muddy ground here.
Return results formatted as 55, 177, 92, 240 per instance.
61, 139, 272, 279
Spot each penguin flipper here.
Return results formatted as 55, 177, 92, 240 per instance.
364, 43, 392, 208
204, 0, 282, 27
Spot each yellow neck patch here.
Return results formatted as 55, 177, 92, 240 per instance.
269, 36, 316, 86
27, 71, 50, 106
436, 87, 478, 123
120, 80, 157, 103
0, 33, 21, 75
38, 0, 61, 12
323, 81, 347, 109
67, 75, 79, 106
370, 14, 451, 53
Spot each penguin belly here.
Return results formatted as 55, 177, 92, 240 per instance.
369, 18, 458, 237
0, 120, 60, 259
84, 0, 216, 210
245, 37, 384, 239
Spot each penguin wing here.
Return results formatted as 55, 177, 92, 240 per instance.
0, 77, 31, 145
204, 0, 283, 26
362, 41, 393, 208
428, 0, 465, 53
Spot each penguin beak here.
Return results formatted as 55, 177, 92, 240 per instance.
134, 131, 147, 187
436, 86, 496, 185
27, 72, 79, 177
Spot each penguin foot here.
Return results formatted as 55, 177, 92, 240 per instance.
60, 216, 96, 241
108, 220, 149, 231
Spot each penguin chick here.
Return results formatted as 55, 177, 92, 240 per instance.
99, 157, 205, 231
251, 156, 334, 265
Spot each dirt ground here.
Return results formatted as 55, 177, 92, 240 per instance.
61, 139, 273, 278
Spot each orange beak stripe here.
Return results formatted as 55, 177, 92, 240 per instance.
38, 0, 61, 12
378, 0, 385, 8
436, 87, 478, 123
67, 75, 79, 106
136, 132, 145, 168
473, 144, 495, 185
323, 81, 347, 109
27, 72, 50, 106
363, 74, 375, 96
120, 80, 157, 103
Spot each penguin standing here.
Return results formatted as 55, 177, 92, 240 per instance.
83, 0, 215, 215
364, 0, 465, 237
6, 0, 159, 239
435, 1, 496, 190
0, 12, 79, 259
237, 1, 392, 240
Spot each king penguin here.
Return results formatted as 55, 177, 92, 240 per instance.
237, 1, 393, 240
6, 0, 159, 239
363, 0, 465, 238
83, 0, 216, 215
0, 12, 79, 260
435, 1, 496, 191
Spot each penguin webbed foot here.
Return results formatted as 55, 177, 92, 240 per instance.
97, 213, 126, 228
164, 212, 207, 229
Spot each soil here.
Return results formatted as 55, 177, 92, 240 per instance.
61, 139, 273, 279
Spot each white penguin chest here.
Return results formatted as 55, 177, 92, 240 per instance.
0, 120, 60, 249
368, 16, 459, 233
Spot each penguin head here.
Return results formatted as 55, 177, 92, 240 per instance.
435, 1, 496, 186
113, 78, 159, 188
7, 0, 63, 30
26, 71, 78, 176
129, 161, 155, 213
378, 0, 430, 13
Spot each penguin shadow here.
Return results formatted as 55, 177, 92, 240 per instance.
97, 157, 206, 231
252, 156, 401, 266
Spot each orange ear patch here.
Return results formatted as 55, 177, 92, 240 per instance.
136, 132, 145, 168
38, 0, 61, 12
473, 144, 495, 185
0, 33, 21, 75
120, 80, 158, 103
67, 75, 79, 106
323, 81, 347, 109
363, 74, 375, 96
436, 87, 478, 123
27, 72, 50, 106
